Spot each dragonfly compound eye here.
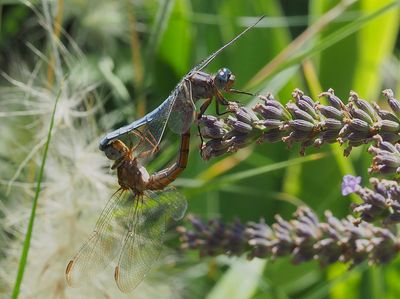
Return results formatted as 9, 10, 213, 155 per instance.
104, 140, 129, 160
214, 68, 234, 91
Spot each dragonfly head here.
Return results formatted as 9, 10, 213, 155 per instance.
214, 68, 235, 91
104, 140, 130, 168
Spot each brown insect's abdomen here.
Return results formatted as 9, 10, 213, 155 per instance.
148, 131, 190, 190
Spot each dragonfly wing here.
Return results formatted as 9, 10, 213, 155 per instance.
168, 79, 196, 134
114, 192, 164, 292
114, 189, 187, 292
156, 186, 188, 220
100, 78, 195, 156
100, 94, 177, 155
65, 190, 130, 287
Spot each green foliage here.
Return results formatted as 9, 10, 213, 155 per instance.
1, 0, 400, 298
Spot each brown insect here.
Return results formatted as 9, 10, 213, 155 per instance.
66, 131, 190, 292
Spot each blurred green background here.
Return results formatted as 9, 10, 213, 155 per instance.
1, 0, 400, 298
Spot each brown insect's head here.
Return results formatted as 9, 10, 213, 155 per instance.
104, 140, 129, 160
214, 68, 235, 92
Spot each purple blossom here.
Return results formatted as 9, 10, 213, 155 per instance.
342, 175, 362, 196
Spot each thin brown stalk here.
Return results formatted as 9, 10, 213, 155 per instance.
46, 0, 64, 89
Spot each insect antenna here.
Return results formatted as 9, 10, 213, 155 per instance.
195, 15, 265, 72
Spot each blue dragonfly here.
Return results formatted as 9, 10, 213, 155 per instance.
99, 16, 264, 155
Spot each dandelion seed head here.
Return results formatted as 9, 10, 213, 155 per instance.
1, 62, 184, 299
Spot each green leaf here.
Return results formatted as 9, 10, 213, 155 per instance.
352, 0, 400, 97
206, 258, 266, 299
158, 0, 192, 75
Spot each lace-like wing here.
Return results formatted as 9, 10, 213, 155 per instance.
168, 79, 196, 135
114, 188, 187, 292
65, 190, 131, 287
100, 80, 195, 156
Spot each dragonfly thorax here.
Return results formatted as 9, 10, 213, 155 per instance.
214, 68, 235, 91
117, 158, 150, 192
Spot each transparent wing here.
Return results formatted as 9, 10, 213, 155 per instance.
65, 190, 131, 287
158, 187, 188, 221
115, 94, 177, 157
168, 79, 196, 135
114, 188, 187, 293
100, 80, 195, 157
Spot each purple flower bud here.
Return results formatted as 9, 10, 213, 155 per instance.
292, 108, 316, 123
204, 139, 230, 151
260, 129, 284, 143
236, 106, 259, 124
321, 119, 342, 130
289, 119, 315, 132
373, 103, 399, 122
200, 126, 228, 139
257, 119, 284, 129
374, 153, 400, 168
378, 133, 400, 144
388, 99, 400, 117
376, 140, 397, 153
226, 116, 253, 133
259, 94, 286, 110
341, 175, 361, 196
201, 142, 231, 160
346, 131, 371, 143
292, 88, 315, 107
348, 119, 370, 132
297, 100, 319, 119
253, 103, 289, 121
349, 108, 374, 125
229, 134, 252, 150
349, 91, 376, 119
198, 115, 219, 125
379, 120, 400, 133
300, 95, 316, 108
317, 105, 344, 120
319, 89, 346, 110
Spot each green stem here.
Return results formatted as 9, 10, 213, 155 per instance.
11, 88, 61, 299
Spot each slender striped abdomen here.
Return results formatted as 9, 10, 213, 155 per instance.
148, 131, 190, 190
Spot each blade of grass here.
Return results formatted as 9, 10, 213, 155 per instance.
281, 1, 399, 78
248, 0, 399, 90
352, 0, 400, 97
302, 263, 368, 299
302, 59, 358, 205
184, 153, 326, 197
144, 0, 175, 79
215, 153, 325, 186
247, 0, 357, 89
206, 258, 266, 299
11, 88, 61, 299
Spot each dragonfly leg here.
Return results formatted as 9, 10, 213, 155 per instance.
130, 129, 160, 158
229, 88, 256, 97
197, 124, 205, 155
216, 90, 229, 106
197, 97, 212, 154
198, 97, 212, 119
137, 148, 156, 159
215, 93, 231, 116
130, 131, 145, 152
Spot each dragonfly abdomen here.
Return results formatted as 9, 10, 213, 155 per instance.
148, 131, 190, 190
